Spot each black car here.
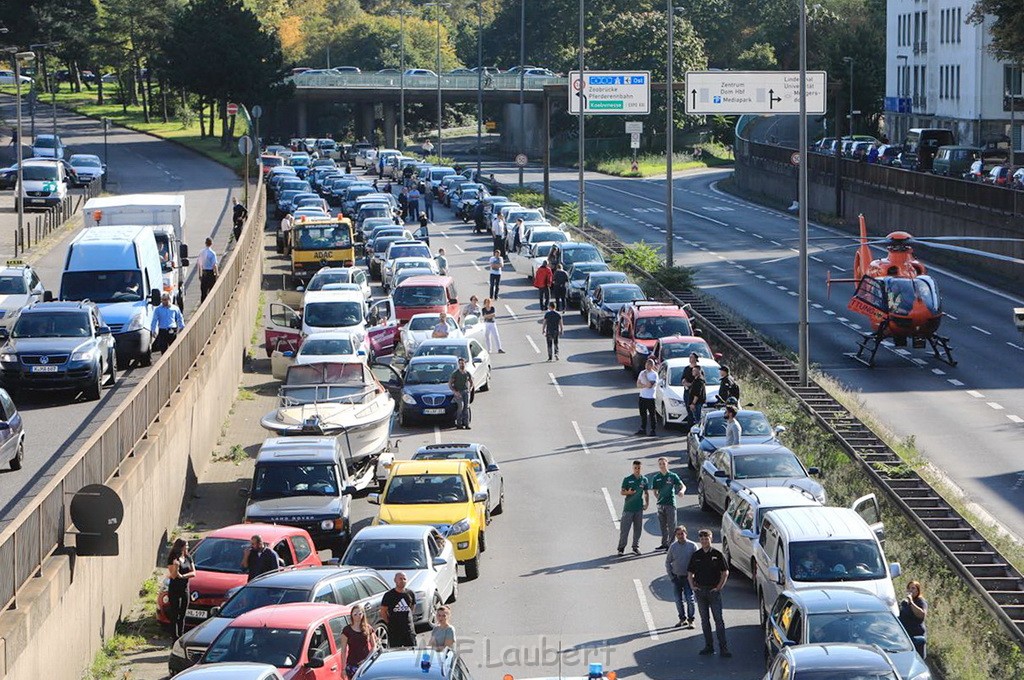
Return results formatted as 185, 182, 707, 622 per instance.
167, 566, 392, 674
0, 301, 116, 400
397, 355, 464, 427
0, 165, 17, 190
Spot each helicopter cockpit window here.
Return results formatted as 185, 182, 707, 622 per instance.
853, 276, 886, 313
883, 276, 940, 315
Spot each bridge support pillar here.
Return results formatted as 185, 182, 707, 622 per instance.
501, 103, 542, 158
356, 104, 376, 144
383, 105, 397, 148
296, 99, 308, 137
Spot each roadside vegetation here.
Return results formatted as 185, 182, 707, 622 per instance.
83, 574, 164, 680
590, 142, 734, 178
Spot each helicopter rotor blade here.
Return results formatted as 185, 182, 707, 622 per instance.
911, 241, 1024, 265
759, 241, 887, 265
910, 236, 1024, 244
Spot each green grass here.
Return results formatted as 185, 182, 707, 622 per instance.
591, 142, 734, 177
213, 444, 249, 464
237, 387, 256, 401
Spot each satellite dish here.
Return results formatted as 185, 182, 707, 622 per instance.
69, 484, 124, 556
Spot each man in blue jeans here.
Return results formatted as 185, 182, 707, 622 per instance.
666, 525, 698, 628
447, 357, 474, 429
688, 528, 731, 657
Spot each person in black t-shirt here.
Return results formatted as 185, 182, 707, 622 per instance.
380, 572, 417, 647
241, 535, 284, 582
899, 579, 928, 657
687, 529, 730, 657
539, 302, 563, 361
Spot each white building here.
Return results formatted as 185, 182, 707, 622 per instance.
885, 0, 1019, 148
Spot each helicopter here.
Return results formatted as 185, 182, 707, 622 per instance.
825, 215, 1024, 367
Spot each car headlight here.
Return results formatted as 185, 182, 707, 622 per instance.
0, 353, 16, 363
635, 344, 649, 354
377, 519, 389, 525
320, 518, 344, 530
71, 349, 96, 361
449, 518, 472, 536
171, 637, 185, 657
669, 399, 685, 407
402, 393, 417, 405
125, 312, 146, 332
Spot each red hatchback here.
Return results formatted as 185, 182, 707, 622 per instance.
199, 603, 351, 680
391, 275, 461, 325
157, 524, 322, 630
613, 301, 693, 373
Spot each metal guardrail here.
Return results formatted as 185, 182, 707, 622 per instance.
559, 216, 1024, 650
0, 177, 266, 612
291, 72, 565, 91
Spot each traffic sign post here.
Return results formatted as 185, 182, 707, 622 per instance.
568, 71, 651, 115
684, 71, 827, 115
625, 121, 643, 134
630, 132, 641, 149
226, 102, 238, 116
515, 153, 528, 168
791, 152, 801, 166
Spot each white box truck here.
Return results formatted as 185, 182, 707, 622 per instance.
83, 194, 190, 309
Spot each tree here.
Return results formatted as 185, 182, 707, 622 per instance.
311, 13, 460, 73
969, 0, 1024, 63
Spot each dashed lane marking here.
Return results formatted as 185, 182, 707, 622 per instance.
1009, 342, 1024, 351
633, 579, 661, 641
470, 260, 481, 271
967, 390, 985, 398
572, 421, 591, 455
504, 304, 518, 320
931, 368, 946, 375
1008, 415, 1024, 424
832, 265, 846, 272
525, 335, 540, 354
988, 402, 1005, 410
549, 372, 564, 397
972, 325, 992, 335
945, 313, 958, 320
947, 379, 965, 386
453, 244, 465, 253
601, 487, 619, 525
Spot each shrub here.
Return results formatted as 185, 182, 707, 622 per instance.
507, 190, 545, 208
555, 201, 580, 225
611, 240, 661, 273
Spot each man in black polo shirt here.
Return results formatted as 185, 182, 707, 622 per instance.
687, 528, 731, 657
241, 535, 284, 582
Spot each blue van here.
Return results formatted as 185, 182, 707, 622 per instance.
59, 225, 164, 366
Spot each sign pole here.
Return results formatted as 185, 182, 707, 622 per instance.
577, 0, 585, 232
666, 0, 674, 265
798, 0, 810, 387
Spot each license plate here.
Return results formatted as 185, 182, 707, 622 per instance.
185, 608, 208, 620
29, 198, 46, 204
30, 365, 58, 373
423, 408, 446, 415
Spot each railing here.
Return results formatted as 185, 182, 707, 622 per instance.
14, 178, 102, 256
291, 72, 565, 91
0, 176, 265, 612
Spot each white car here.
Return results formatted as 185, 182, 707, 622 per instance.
400, 311, 483, 355
31, 134, 65, 160
383, 256, 438, 291
304, 266, 371, 301
340, 524, 458, 626
653, 357, 722, 428
294, 330, 364, 364
0, 263, 44, 329
0, 70, 32, 87
299, 288, 368, 341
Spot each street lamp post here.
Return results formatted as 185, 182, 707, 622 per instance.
843, 56, 854, 138
798, 0, 810, 386
577, 0, 585, 231
11, 50, 36, 257
665, 0, 674, 265
424, 2, 451, 159
518, 0, 526, 188
390, 8, 410, 152
102, 118, 110, 189
476, 0, 483, 174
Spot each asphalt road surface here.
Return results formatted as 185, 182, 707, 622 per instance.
488, 159, 1024, 544
0, 98, 239, 530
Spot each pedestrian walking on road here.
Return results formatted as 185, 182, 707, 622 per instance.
380, 572, 418, 648
339, 603, 378, 678
716, 365, 741, 405
552, 263, 569, 311
617, 460, 650, 556
448, 357, 474, 429
488, 249, 503, 299
417, 213, 431, 246
407, 185, 421, 223
540, 302, 563, 361
534, 261, 553, 309
150, 293, 185, 353
724, 405, 742, 447
687, 365, 707, 429
688, 529, 731, 657
198, 237, 218, 303
481, 298, 504, 353
666, 526, 698, 628
166, 538, 195, 638
242, 534, 285, 582
232, 197, 248, 241
424, 181, 435, 220
636, 357, 659, 436
434, 248, 448, 276
429, 606, 456, 651
899, 580, 928, 657
652, 457, 685, 549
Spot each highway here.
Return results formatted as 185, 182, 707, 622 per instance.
0, 99, 239, 530
488, 160, 1024, 542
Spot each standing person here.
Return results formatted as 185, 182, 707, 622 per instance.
899, 580, 928, 657
280, 213, 295, 256
232, 197, 248, 241
666, 526, 698, 628
512, 218, 525, 252
198, 237, 218, 303
716, 365, 741, 405
165, 538, 195, 638
474, 199, 487, 234
380, 573, 418, 648
463, 295, 482, 318
539, 301, 563, 361
552, 263, 569, 311
688, 529, 731, 657
534, 261, 553, 310
339, 603, 378, 678
418, 211, 430, 236
241, 535, 284, 582
488, 249, 503, 299
481, 298, 504, 354
651, 457, 685, 549
431, 311, 451, 338
546, 244, 561, 270
681, 352, 700, 408
429, 606, 456, 651
434, 248, 448, 276
407, 185, 421, 223
448, 357, 474, 429
491, 213, 506, 254
636, 357, 659, 436
398, 187, 409, 221
424, 179, 435, 220
687, 365, 707, 429
150, 293, 185, 353
723, 405, 742, 447
617, 460, 650, 556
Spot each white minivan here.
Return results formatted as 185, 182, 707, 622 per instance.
17, 158, 69, 209
754, 499, 901, 623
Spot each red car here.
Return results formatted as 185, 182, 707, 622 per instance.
391, 275, 462, 325
157, 524, 322, 630
638, 334, 721, 374
613, 301, 694, 374
199, 603, 352, 680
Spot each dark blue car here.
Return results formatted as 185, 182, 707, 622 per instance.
0, 388, 24, 470
397, 355, 467, 427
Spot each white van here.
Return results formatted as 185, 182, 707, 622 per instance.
59, 225, 164, 366
754, 499, 901, 622
17, 158, 69, 210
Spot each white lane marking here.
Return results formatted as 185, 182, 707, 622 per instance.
470, 260, 481, 271
438, 231, 449, 238
598, 181, 729, 225
735, 227, 746, 232
967, 390, 985, 398
1008, 415, 1024, 424
788, 291, 798, 296
1009, 342, 1024, 351
549, 372, 564, 397
810, 255, 824, 263
453, 244, 465, 253
601, 487, 619, 525
753, 233, 765, 239
433, 426, 442, 444
572, 421, 591, 455
755, 274, 766, 280
812, 303, 823, 309
766, 280, 777, 285
832, 265, 846, 272
633, 578, 661, 641
947, 379, 965, 386
789, 248, 799, 254
971, 325, 992, 335
824, 310, 835, 316
945, 313, 958, 320
770, 240, 783, 246
931, 368, 946, 375
504, 304, 518, 320
988, 402, 1005, 410
525, 335, 541, 354
837, 317, 848, 322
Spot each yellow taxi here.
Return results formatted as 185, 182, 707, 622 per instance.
368, 459, 487, 579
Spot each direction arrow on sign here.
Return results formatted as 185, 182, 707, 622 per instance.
568, 71, 651, 115
684, 71, 827, 115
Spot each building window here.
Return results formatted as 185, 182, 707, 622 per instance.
956, 65, 961, 99
1005, 66, 1022, 96
957, 8, 962, 43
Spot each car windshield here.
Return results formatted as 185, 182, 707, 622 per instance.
662, 341, 712, 360
416, 344, 469, 360
668, 365, 720, 386
603, 286, 643, 304
792, 672, 898, 680
570, 265, 609, 282
384, 474, 468, 504
509, 210, 543, 222
389, 246, 430, 260
72, 157, 101, 168
413, 450, 477, 462
733, 452, 805, 479
705, 412, 772, 437
634, 316, 693, 339
289, 154, 310, 165
408, 317, 454, 332
219, 586, 310, 618
22, 165, 58, 181
807, 611, 914, 653
251, 463, 339, 499
202, 626, 305, 668
789, 539, 887, 582
294, 225, 353, 250
301, 338, 355, 356
561, 246, 601, 266
12, 312, 91, 338
404, 360, 456, 384
304, 301, 363, 328
307, 272, 351, 291
588, 274, 627, 292
0, 275, 28, 294
395, 261, 430, 272
61, 270, 143, 303
393, 285, 447, 307
529, 231, 568, 244
34, 137, 57, 148
359, 206, 390, 219
190, 537, 249, 574
343, 539, 428, 570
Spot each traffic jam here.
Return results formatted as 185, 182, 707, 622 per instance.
150, 141, 932, 680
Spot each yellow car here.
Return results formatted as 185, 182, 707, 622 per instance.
369, 459, 487, 579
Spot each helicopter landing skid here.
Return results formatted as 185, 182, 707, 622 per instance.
852, 330, 958, 367
926, 333, 958, 367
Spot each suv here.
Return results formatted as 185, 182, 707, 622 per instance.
0, 300, 116, 400
613, 301, 694, 372
17, 158, 69, 209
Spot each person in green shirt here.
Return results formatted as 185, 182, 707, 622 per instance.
617, 460, 650, 556
651, 456, 686, 549
447, 358, 475, 429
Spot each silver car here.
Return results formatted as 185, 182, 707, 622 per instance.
412, 443, 504, 519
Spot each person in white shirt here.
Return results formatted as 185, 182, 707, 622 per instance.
488, 249, 503, 299
198, 237, 218, 303
280, 213, 294, 255
491, 213, 506, 256
724, 405, 742, 447
636, 357, 659, 436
